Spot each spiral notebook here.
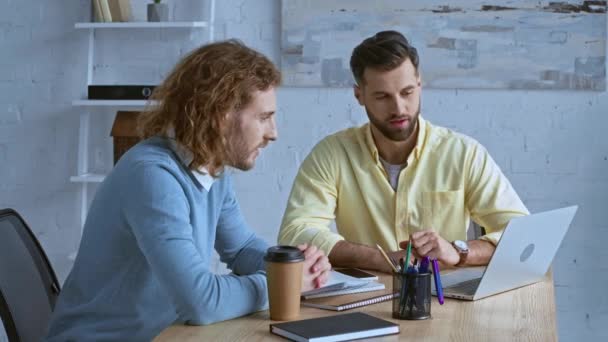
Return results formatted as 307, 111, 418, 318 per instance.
302, 281, 385, 300
301, 289, 397, 311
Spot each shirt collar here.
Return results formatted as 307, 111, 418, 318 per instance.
165, 128, 216, 192
364, 115, 428, 165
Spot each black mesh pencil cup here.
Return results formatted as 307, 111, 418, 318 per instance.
392, 272, 432, 320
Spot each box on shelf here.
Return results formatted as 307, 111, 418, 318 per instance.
110, 111, 142, 164
88, 85, 156, 100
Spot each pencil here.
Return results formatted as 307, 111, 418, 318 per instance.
375, 244, 398, 273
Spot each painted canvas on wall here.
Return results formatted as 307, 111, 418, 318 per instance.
281, 0, 606, 90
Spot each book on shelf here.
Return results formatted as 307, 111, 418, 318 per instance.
108, 0, 131, 22
92, 0, 103, 22
301, 288, 397, 311
98, 0, 112, 22
270, 312, 400, 342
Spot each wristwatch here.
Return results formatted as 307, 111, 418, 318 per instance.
452, 240, 469, 267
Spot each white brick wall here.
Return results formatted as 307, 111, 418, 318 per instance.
0, 0, 605, 340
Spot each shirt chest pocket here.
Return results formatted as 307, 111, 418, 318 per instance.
417, 190, 465, 235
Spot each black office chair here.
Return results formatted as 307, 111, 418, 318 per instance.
0, 209, 61, 342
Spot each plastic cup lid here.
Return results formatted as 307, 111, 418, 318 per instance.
264, 245, 305, 263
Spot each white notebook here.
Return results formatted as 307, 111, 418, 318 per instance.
300, 270, 371, 297
302, 281, 385, 299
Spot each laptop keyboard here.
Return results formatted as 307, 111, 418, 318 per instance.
444, 277, 482, 295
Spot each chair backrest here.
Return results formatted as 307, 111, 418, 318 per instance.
0, 209, 60, 342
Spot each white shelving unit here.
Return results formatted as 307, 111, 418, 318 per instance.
71, 1, 216, 228
69, 173, 107, 183
72, 99, 156, 107
75, 21, 208, 29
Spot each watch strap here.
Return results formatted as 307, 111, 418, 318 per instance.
453, 241, 469, 267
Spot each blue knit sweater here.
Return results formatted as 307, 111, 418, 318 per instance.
46, 137, 269, 341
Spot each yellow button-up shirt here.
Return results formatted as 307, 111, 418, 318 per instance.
279, 116, 529, 256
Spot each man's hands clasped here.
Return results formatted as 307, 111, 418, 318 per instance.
298, 244, 332, 293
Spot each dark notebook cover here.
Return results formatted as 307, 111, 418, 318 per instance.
269, 312, 399, 342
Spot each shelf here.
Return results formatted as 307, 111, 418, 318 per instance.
72, 99, 156, 107
70, 173, 106, 183
75, 21, 208, 29
72, 0, 216, 229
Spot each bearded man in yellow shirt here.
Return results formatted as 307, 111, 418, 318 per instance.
279, 31, 529, 272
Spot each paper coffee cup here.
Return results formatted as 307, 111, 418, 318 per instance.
265, 246, 304, 321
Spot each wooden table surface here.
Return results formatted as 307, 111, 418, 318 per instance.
154, 272, 557, 341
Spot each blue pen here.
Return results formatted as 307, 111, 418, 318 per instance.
431, 259, 444, 305
406, 265, 418, 274
420, 256, 430, 273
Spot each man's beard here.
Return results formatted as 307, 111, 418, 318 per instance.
226, 119, 266, 171
225, 118, 256, 171
365, 98, 421, 142
228, 140, 254, 171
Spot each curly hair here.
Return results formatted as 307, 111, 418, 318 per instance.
138, 39, 281, 176
350, 30, 419, 85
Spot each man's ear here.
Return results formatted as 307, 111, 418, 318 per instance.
224, 109, 235, 121
354, 85, 364, 106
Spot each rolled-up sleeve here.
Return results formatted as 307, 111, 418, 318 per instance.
464, 143, 529, 245
279, 140, 344, 256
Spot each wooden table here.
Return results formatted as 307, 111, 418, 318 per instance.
154, 272, 557, 341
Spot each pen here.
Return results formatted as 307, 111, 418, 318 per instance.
431, 259, 444, 305
420, 256, 430, 273
376, 244, 399, 273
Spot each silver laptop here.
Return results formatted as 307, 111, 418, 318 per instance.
433, 205, 578, 301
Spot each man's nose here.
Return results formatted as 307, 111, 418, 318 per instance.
389, 97, 407, 115
265, 116, 278, 141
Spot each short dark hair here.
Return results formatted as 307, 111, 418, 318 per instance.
350, 30, 419, 85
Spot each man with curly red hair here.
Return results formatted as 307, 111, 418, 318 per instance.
46, 40, 331, 342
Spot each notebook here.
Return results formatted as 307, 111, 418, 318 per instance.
301, 289, 396, 311
300, 269, 371, 297
301, 281, 385, 300
270, 312, 399, 342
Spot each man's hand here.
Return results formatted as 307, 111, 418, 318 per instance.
298, 244, 331, 293
381, 249, 407, 273
399, 231, 459, 267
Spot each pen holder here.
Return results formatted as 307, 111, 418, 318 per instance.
392, 272, 432, 320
